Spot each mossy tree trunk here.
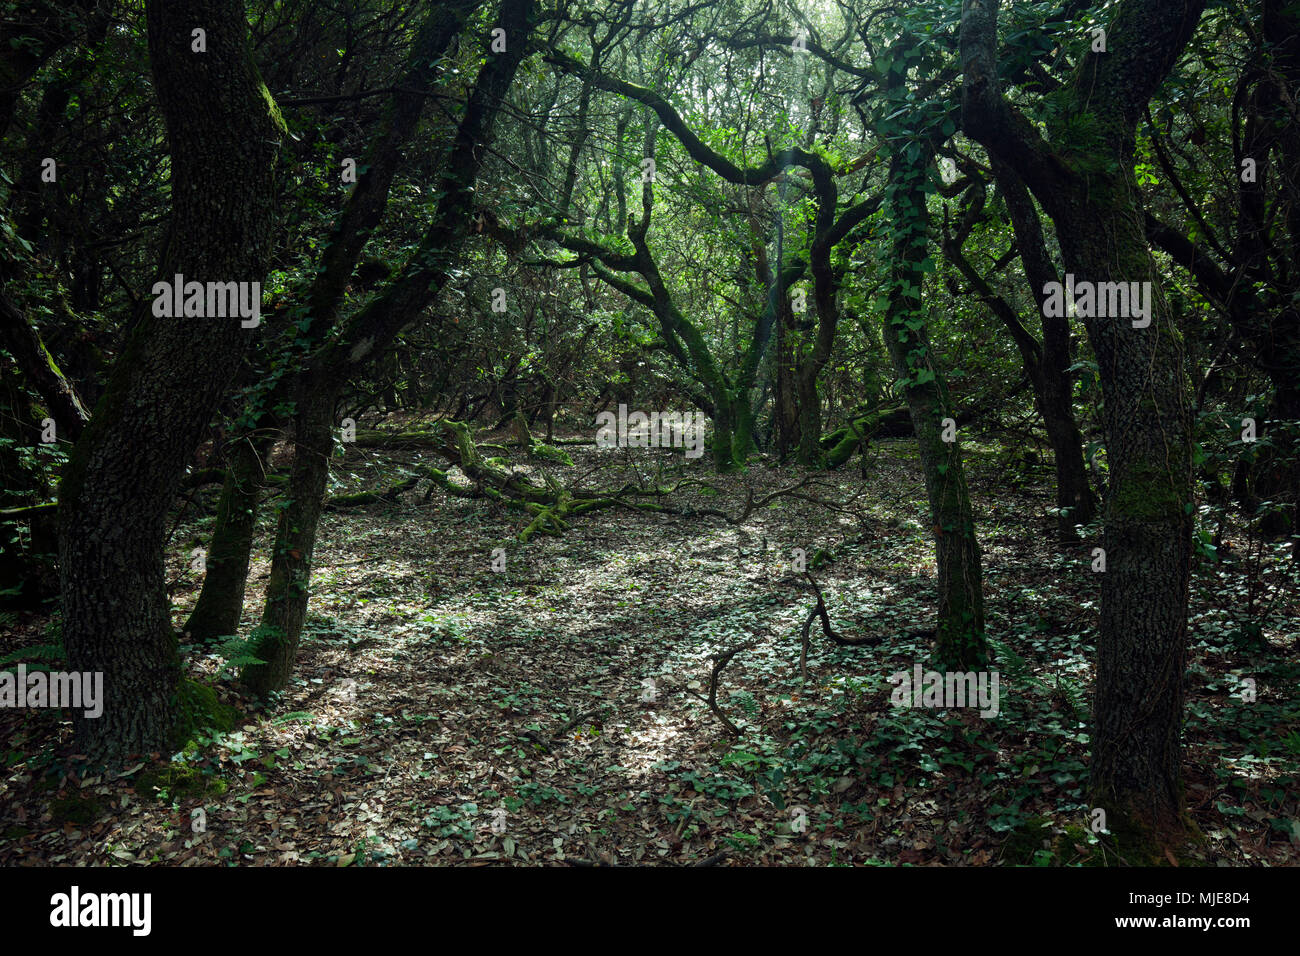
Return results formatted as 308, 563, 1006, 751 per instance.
182, 432, 273, 644
962, 0, 1203, 842
877, 129, 987, 670
56, 0, 284, 764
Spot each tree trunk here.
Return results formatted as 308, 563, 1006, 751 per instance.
1071, 205, 1193, 842
878, 140, 987, 670
183, 432, 273, 644
961, 0, 1202, 844
774, 301, 800, 461
56, 0, 284, 764
992, 161, 1097, 535
794, 361, 823, 466
242, 382, 334, 696
243, 0, 536, 695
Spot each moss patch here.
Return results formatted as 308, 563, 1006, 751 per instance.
1002, 811, 1207, 866
170, 678, 238, 751
135, 760, 228, 803
1001, 815, 1111, 866
1110, 465, 1187, 523
1001, 815, 1059, 865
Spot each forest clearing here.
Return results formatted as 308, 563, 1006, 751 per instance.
3, 428, 1296, 867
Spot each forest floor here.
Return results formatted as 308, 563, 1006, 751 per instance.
2, 426, 1299, 866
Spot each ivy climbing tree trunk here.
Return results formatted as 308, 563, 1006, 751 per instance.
56, 0, 284, 764
878, 132, 987, 670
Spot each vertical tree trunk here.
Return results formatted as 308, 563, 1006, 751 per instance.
1064, 201, 1193, 841
794, 364, 822, 466
710, 402, 736, 472
961, 0, 1202, 844
774, 301, 800, 461
56, 0, 284, 764
182, 433, 273, 644
878, 142, 987, 670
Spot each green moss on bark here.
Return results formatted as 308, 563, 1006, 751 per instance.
169, 678, 238, 751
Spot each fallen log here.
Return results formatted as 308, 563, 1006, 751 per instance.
820, 405, 910, 468
323, 476, 421, 510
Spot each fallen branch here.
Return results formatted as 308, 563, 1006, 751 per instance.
517, 707, 605, 753
692, 850, 731, 867
323, 476, 421, 510
679, 475, 832, 525
351, 428, 446, 448
820, 405, 910, 468
376, 422, 859, 544
0, 502, 58, 521
685, 641, 757, 737
799, 571, 880, 680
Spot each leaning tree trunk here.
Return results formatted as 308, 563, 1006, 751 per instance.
186, 0, 483, 658
993, 160, 1097, 534
242, 380, 334, 696
56, 0, 284, 764
244, 0, 536, 695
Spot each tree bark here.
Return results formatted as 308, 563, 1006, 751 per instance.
961, 0, 1202, 844
992, 160, 1097, 535
56, 0, 284, 764
182, 432, 273, 644
941, 162, 1096, 539
878, 137, 988, 670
